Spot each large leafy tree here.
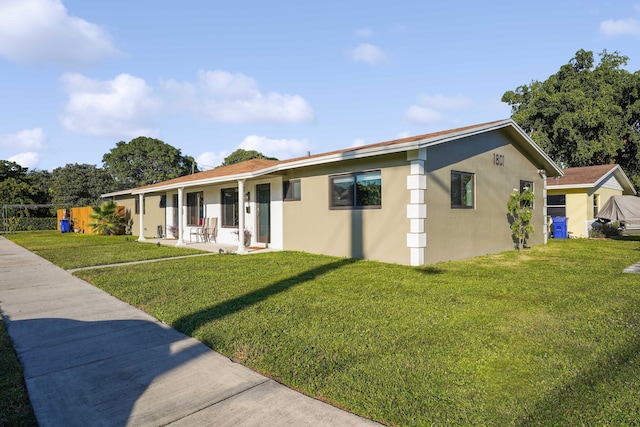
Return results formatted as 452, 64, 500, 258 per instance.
0, 160, 41, 206
103, 137, 197, 187
0, 160, 28, 181
502, 49, 640, 188
219, 149, 277, 167
49, 163, 117, 207
27, 169, 53, 204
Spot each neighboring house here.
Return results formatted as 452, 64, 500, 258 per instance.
102, 119, 562, 266
546, 164, 637, 238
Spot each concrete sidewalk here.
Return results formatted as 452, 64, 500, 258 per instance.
0, 236, 381, 427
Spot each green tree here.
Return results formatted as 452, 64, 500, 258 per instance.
0, 160, 28, 181
103, 137, 197, 187
0, 160, 52, 224
49, 164, 117, 207
219, 149, 277, 167
0, 177, 39, 206
502, 49, 640, 189
507, 189, 535, 251
0, 160, 43, 208
88, 201, 124, 235
26, 169, 53, 204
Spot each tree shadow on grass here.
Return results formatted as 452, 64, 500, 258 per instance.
517, 332, 640, 425
173, 258, 357, 336
6, 317, 220, 426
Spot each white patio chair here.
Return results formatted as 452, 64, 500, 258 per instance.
189, 220, 207, 243
204, 217, 218, 243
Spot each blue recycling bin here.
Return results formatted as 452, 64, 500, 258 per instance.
60, 219, 70, 233
552, 217, 567, 239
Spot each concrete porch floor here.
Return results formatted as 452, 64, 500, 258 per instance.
141, 237, 278, 255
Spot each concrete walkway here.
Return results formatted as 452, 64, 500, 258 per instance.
624, 262, 640, 274
0, 236, 381, 427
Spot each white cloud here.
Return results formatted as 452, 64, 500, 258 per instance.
350, 43, 387, 65
195, 151, 229, 170
406, 105, 446, 123
59, 73, 162, 137
355, 28, 374, 38
599, 18, 640, 36
9, 152, 41, 169
406, 94, 473, 124
0, 128, 47, 150
0, 0, 120, 66
351, 138, 366, 147
161, 70, 314, 124
239, 135, 312, 160
395, 131, 412, 139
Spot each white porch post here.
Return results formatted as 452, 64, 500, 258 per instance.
137, 193, 146, 241
237, 179, 247, 254
542, 172, 548, 244
176, 187, 185, 246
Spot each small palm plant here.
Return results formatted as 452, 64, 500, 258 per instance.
89, 201, 124, 235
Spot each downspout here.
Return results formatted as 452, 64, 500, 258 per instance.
137, 193, 146, 241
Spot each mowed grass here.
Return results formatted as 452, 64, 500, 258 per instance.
69, 238, 640, 426
0, 316, 37, 426
5, 230, 206, 269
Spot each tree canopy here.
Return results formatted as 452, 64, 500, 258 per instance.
502, 49, 640, 189
0, 160, 47, 207
0, 160, 28, 181
49, 163, 117, 207
219, 149, 277, 167
102, 136, 197, 188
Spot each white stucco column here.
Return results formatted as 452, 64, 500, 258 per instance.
237, 179, 247, 254
406, 148, 427, 266
137, 193, 146, 241
176, 187, 185, 246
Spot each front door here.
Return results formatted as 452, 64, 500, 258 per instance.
256, 184, 270, 244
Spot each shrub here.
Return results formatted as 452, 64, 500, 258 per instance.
507, 189, 534, 250
4, 217, 56, 232
589, 221, 621, 238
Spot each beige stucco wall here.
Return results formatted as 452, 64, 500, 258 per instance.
111, 197, 136, 235
547, 186, 624, 238
282, 153, 410, 265
423, 131, 547, 264
110, 194, 165, 238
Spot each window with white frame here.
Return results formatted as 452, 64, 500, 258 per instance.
221, 188, 239, 227
187, 192, 204, 226
547, 194, 566, 217
451, 171, 474, 209
329, 171, 381, 209
283, 179, 301, 201
520, 180, 534, 208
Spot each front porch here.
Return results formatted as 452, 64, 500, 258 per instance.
142, 237, 279, 255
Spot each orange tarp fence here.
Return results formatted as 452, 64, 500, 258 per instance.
57, 206, 124, 233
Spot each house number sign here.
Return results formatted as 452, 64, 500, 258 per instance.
494, 153, 504, 166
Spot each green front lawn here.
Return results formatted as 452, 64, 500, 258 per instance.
0, 316, 37, 426
4, 230, 206, 269
67, 239, 640, 426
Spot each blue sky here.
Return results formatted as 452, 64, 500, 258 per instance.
1, 0, 639, 172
